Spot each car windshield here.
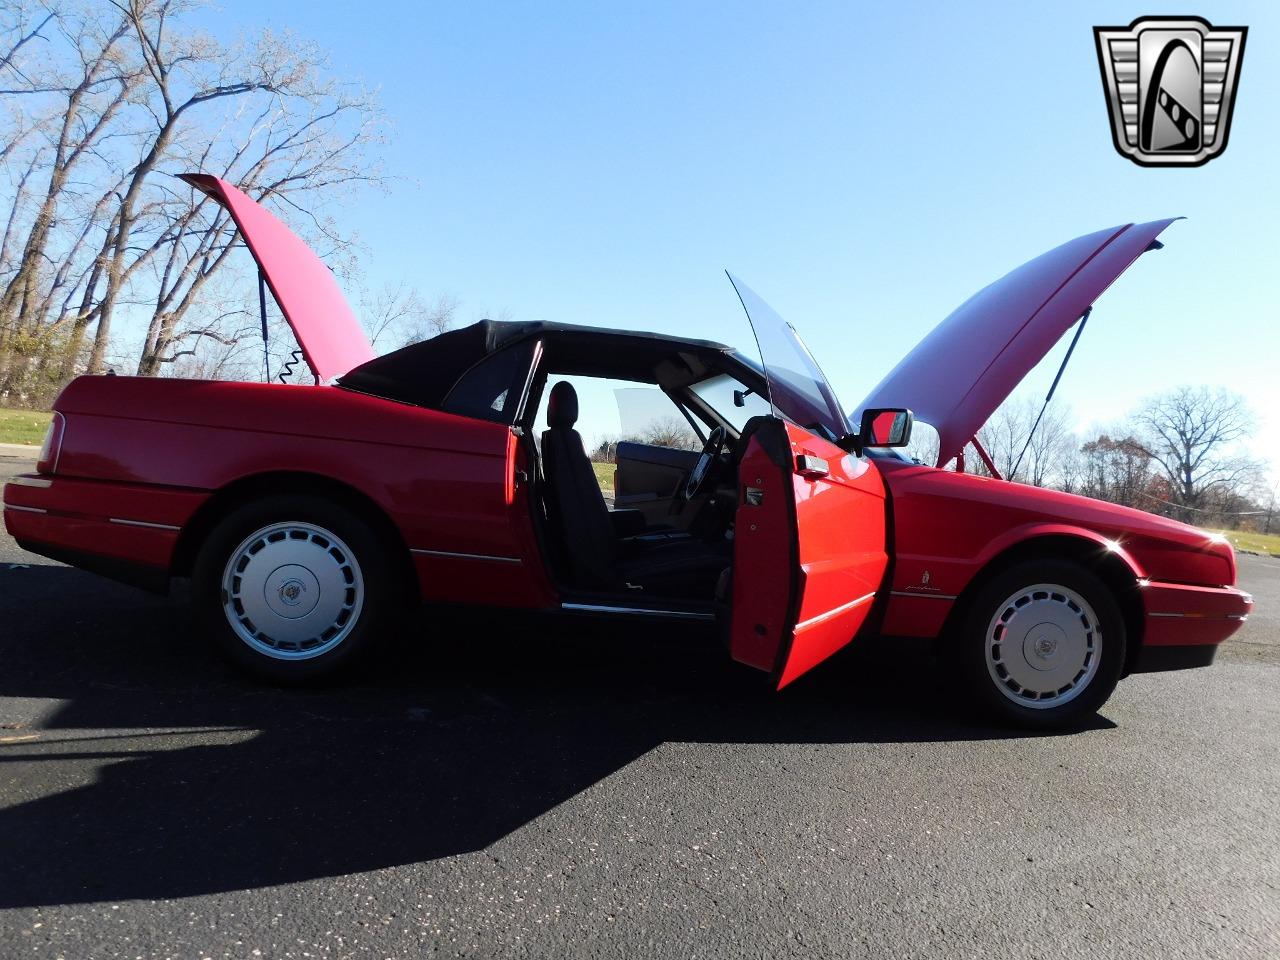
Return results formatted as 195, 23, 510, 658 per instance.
689, 372, 773, 432
726, 273, 850, 442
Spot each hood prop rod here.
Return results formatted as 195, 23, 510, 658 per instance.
970, 435, 1001, 479
1010, 306, 1091, 481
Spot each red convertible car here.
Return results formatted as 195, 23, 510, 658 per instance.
2, 176, 1252, 728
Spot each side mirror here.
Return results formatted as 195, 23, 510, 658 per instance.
858, 408, 913, 448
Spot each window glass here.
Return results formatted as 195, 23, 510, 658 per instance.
536, 375, 699, 451
442, 342, 533, 423
535, 374, 699, 497
728, 274, 851, 440
690, 373, 773, 432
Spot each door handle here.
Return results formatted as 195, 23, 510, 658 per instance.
795, 455, 829, 479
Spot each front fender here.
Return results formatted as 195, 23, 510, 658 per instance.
971, 522, 1147, 581
881, 522, 1147, 639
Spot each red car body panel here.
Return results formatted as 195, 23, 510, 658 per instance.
729, 423, 888, 687
860, 218, 1178, 465
1140, 581, 1253, 646
180, 174, 374, 382
4, 480, 185, 571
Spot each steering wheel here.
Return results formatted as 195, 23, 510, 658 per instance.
684, 426, 728, 501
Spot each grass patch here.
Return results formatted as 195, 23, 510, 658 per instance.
0, 408, 52, 446
1215, 528, 1280, 556
591, 460, 615, 493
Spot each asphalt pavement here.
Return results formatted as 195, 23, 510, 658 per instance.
1, 450, 1277, 959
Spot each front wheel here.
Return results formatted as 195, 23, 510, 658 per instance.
192, 494, 401, 684
958, 559, 1126, 730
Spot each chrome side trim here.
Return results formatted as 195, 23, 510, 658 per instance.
109, 518, 181, 531
889, 590, 958, 601
1151, 611, 1247, 621
410, 547, 522, 565
4, 504, 46, 514
561, 602, 715, 621
795, 591, 876, 632
6, 476, 51, 489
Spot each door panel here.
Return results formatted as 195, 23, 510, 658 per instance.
729, 419, 889, 688
614, 441, 700, 526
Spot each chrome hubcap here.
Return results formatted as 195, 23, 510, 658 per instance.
221, 522, 364, 661
984, 582, 1101, 709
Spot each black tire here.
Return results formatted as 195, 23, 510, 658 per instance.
957, 559, 1126, 730
191, 493, 403, 684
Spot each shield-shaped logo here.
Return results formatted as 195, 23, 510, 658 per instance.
1094, 16, 1247, 166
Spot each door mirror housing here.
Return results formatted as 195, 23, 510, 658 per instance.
858, 408, 913, 449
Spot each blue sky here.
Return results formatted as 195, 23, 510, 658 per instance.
205, 1, 1277, 479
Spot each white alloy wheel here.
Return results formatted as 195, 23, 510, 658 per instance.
984, 582, 1102, 709
221, 521, 365, 660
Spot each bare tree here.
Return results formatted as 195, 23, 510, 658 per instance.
0, 6, 55, 82
974, 396, 1074, 486
1135, 386, 1264, 521
0, 0, 387, 400
0, 3, 143, 395
363, 284, 457, 350
905, 421, 940, 467
134, 78, 384, 376
94, 0, 382, 374
1078, 433, 1163, 509
1058, 443, 1084, 494
642, 416, 700, 450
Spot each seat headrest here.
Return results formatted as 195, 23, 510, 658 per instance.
547, 381, 579, 428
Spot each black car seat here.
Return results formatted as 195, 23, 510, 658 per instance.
540, 381, 728, 595
540, 381, 619, 586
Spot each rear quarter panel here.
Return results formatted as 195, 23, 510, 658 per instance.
26, 376, 556, 608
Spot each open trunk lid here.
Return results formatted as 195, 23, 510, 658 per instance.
180, 174, 374, 382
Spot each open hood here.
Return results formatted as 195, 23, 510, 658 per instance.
180, 174, 374, 382
858, 218, 1177, 466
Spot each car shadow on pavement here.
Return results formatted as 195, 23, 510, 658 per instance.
0, 564, 1114, 907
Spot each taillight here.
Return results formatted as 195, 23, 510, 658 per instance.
36, 412, 65, 475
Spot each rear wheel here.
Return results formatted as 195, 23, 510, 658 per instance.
958, 559, 1126, 730
192, 494, 401, 683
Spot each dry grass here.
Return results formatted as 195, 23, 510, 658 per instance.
0, 408, 52, 446
1215, 528, 1280, 556
591, 461, 615, 492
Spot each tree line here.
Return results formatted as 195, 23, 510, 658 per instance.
910, 385, 1272, 533
0, 0, 417, 402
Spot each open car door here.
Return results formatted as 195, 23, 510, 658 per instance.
726, 276, 890, 688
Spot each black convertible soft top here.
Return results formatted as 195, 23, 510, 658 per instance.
337, 319, 741, 411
